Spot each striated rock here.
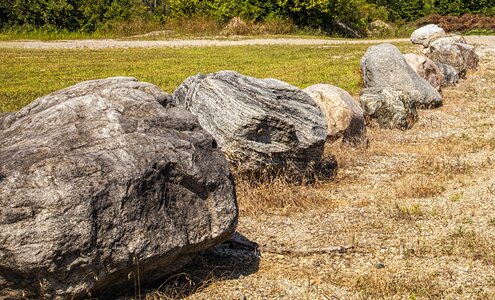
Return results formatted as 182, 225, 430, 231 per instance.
411, 24, 445, 45
361, 43, 442, 108
426, 43, 479, 78
403, 53, 444, 92
303, 84, 367, 145
360, 87, 418, 130
435, 62, 459, 86
172, 70, 327, 175
0, 77, 238, 299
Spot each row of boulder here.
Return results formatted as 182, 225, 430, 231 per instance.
0, 71, 364, 298
0, 24, 479, 298
359, 23, 479, 129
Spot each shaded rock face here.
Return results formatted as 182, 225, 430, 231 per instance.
435, 62, 459, 86
172, 71, 327, 175
360, 87, 418, 130
410, 24, 445, 45
361, 43, 442, 108
403, 53, 444, 93
426, 43, 479, 78
0, 77, 238, 299
303, 84, 367, 145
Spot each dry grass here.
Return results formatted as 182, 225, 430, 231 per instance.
2, 40, 495, 298
219, 17, 296, 36
353, 268, 444, 299
394, 173, 446, 199
236, 177, 331, 216
164, 46, 495, 299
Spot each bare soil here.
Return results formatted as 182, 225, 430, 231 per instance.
143, 37, 495, 299
0, 36, 490, 50
0, 37, 410, 49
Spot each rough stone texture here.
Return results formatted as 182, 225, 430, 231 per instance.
410, 24, 445, 45
360, 87, 418, 130
426, 43, 479, 78
172, 70, 327, 174
361, 43, 443, 108
0, 77, 238, 299
425, 34, 467, 52
303, 84, 367, 145
435, 62, 460, 86
403, 53, 444, 93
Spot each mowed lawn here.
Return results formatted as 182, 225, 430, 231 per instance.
0, 43, 410, 113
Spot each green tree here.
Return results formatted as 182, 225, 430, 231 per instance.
0, 0, 12, 28
11, 0, 76, 29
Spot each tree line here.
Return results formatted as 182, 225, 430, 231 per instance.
1, 0, 495, 35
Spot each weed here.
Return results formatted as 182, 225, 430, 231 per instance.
442, 228, 495, 266
395, 203, 424, 220
450, 192, 464, 202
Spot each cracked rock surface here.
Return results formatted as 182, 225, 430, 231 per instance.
0, 77, 238, 299
173, 70, 327, 174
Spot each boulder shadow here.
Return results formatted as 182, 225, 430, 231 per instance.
141, 232, 260, 299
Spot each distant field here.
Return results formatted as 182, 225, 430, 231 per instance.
0, 43, 412, 113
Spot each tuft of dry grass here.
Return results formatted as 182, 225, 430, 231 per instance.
143, 272, 212, 300
236, 176, 332, 216
441, 228, 495, 266
394, 173, 446, 199
354, 268, 444, 299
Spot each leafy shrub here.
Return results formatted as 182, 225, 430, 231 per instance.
3, 0, 495, 37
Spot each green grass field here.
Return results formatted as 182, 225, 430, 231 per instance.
0, 44, 389, 113
0, 43, 415, 114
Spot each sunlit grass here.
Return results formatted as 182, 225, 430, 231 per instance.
0, 43, 413, 113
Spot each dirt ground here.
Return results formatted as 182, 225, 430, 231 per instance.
0, 36, 491, 50
0, 37, 410, 49
139, 39, 495, 299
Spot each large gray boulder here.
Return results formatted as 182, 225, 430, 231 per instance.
361, 43, 442, 108
426, 43, 479, 78
172, 70, 327, 175
360, 87, 418, 130
411, 24, 445, 45
303, 84, 367, 145
0, 77, 238, 299
435, 62, 459, 86
403, 53, 444, 93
